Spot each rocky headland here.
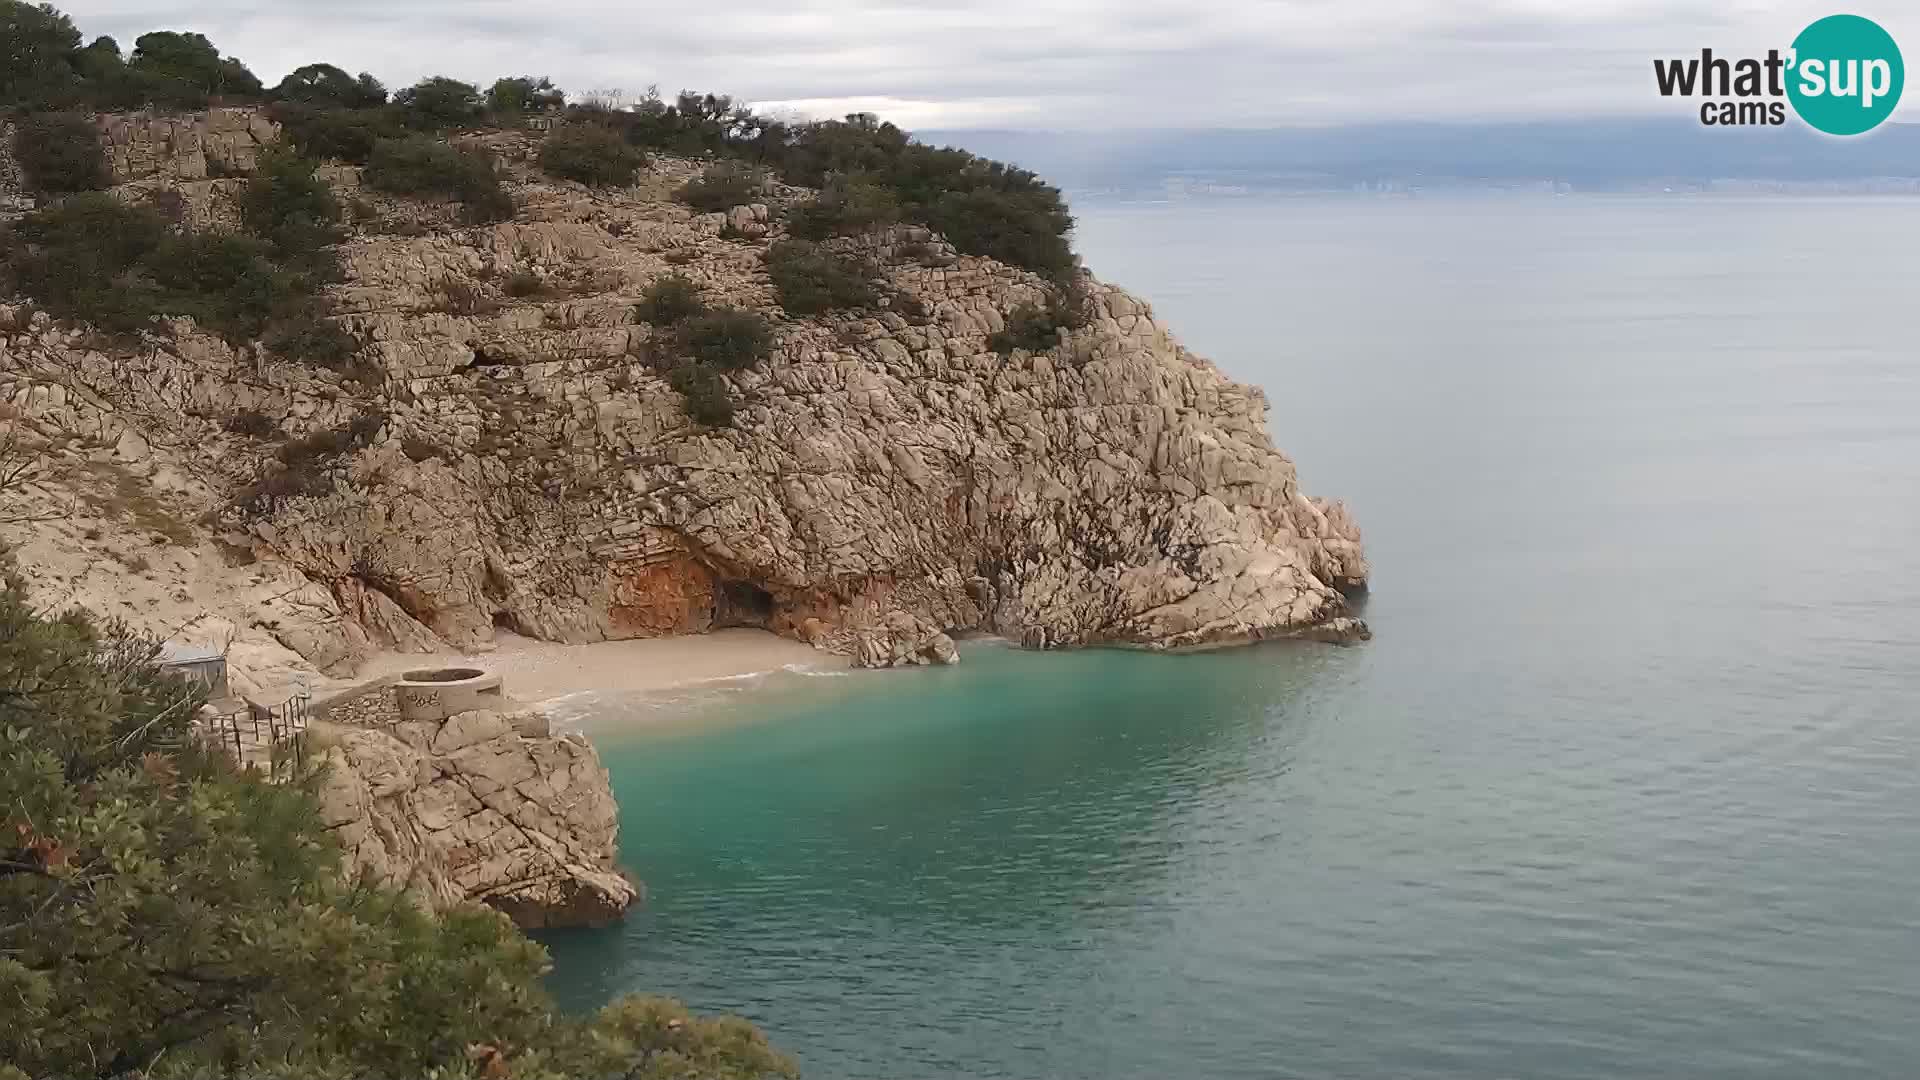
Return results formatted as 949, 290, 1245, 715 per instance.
0, 108, 1367, 691
0, 106, 1367, 924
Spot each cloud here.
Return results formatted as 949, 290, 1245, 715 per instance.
69, 0, 1919, 129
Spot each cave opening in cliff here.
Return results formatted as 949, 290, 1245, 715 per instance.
714, 579, 775, 628
492, 610, 518, 635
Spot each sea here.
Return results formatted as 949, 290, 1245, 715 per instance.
541, 194, 1920, 1080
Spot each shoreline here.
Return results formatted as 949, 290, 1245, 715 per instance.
351, 628, 842, 709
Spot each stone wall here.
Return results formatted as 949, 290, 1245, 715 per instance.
312, 678, 401, 727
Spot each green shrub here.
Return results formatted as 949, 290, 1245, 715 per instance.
263, 308, 360, 369
676, 160, 766, 212
786, 174, 899, 239
3, 192, 347, 347
364, 137, 512, 223
988, 303, 1061, 355
147, 230, 291, 338
12, 112, 109, 193
766, 240, 878, 315
987, 279, 1092, 356
635, 272, 705, 325
0, 569, 801, 1077
667, 361, 735, 426
684, 307, 772, 371
772, 116, 1077, 279
234, 413, 383, 509
276, 413, 380, 468
503, 270, 547, 297
538, 124, 646, 187
240, 148, 341, 257
223, 409, 275, 437
923, 186, 1076, 283
270, 103, 403, 163
6, 195, 167, 332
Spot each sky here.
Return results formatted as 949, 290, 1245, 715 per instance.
67, 1, 1920, 130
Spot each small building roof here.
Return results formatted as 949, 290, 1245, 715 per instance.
158, 643, 225, 666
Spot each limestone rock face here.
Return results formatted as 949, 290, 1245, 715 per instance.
0, 127, 1370, 691
97, 107, 280, 184
313, 708, 638, 928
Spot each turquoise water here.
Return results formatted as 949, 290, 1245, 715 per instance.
544, 196, 1920, 1078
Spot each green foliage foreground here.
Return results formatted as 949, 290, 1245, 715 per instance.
0, 569, 798, 1079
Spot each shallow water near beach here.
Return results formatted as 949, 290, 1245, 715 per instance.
542, 195, 1920, 1079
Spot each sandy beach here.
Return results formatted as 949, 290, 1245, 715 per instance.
354, 628, 840, 705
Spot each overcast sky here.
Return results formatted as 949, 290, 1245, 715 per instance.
67, 2, 1918, 129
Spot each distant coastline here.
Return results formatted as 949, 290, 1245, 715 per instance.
928, 118, 1920, 201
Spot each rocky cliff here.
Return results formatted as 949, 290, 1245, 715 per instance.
313, 700, 637, 929
0, 112, 1367, 692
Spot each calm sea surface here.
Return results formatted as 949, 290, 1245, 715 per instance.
544, 196, 1920, 1079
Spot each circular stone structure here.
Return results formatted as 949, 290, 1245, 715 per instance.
394, 666, 505, 722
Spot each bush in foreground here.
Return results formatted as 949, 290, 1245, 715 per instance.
538, 123, 646, 187
0, 563, 797, 1079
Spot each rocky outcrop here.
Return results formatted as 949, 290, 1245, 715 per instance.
97, 106, 280, 184
0, 126, 1369, 690
313, 705, 637, 928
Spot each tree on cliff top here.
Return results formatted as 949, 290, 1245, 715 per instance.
0, 528, 798, 1078
396, 75, 483, 130
128, 30, 264, 106
274, 62, 388, 108
0, 0, 83, 109
488, 75, 564, 116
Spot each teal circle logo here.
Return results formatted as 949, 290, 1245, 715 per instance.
1787, 14, 1904, 135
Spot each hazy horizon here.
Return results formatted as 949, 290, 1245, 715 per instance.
68, 2, 1920, 131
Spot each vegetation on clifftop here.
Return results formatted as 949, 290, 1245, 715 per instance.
3, 0, 1079, 282
1, 0, 1092, 428
0, 144, 359, 367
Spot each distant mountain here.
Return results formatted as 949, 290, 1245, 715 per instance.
920, 120, 1920, 196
